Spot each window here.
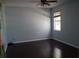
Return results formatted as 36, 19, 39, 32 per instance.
53, 11, 61, 31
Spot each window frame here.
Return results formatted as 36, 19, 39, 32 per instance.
53, 11, 61, 31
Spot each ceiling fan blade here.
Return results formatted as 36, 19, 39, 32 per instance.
47, 1, 57, 2
46, 0, 57, 2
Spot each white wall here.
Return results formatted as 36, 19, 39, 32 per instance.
52, 0, 79, 48
5, 7, 51, 43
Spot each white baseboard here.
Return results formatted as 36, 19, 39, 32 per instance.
12, 37, 79, 49
52, 38, 79, 49
13, 38, 48, 44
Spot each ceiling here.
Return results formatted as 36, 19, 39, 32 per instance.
3, 0, 71, 8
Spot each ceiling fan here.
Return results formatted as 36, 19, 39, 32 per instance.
29, 0, 57, 7
40, 0, 57, 6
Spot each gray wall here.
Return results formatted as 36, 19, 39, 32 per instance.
5, 7, 51, 43
52, 0, 79, 47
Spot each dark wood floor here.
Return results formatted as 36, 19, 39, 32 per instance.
6, 39, 79, 58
